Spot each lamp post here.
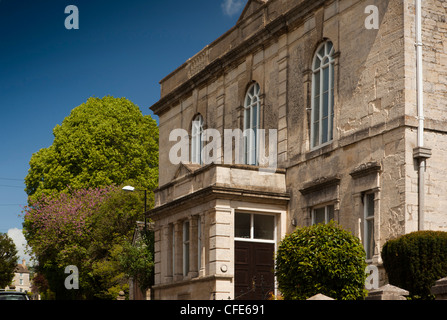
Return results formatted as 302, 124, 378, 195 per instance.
122, 185, 147, 232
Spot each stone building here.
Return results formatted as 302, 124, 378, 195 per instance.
148, 0, 447, 299
5, 260, 31, 293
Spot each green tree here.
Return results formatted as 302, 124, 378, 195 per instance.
0, 233, 19, 288
119, 229, 155, 296
86, 186, 150, 299
23, 96, 158, 299
275, 221, 367, 300
382, 231, 447, 299
25, 96, 158, 202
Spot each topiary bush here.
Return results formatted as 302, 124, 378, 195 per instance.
275, 221, 367, 300
381, 230, 447, 299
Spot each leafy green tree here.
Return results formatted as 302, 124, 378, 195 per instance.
275, 221, 367, 300
86, 186, 150, 299
25, 96, 158, 202
23, 96, 158, 299
0, 233, 19, 288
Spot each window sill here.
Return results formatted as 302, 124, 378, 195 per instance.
156, 274, 234, 290
235, 237, 275, 244
306, 141, 335, 160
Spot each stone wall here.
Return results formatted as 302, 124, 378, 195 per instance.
150, 164, 288, 299
402, 0, 447, 233
156, 0, 406, 183
150, 0, 447, 299
154, 0, 411, 263
281, 0, 408, 249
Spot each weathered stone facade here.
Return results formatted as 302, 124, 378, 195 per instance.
149, 0, 447, 299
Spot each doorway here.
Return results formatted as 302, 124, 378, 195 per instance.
234, 241, 275, 300
234, 212, 276, 300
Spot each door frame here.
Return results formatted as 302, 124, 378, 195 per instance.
233, 210, 278, 299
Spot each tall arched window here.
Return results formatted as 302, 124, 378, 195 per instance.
244, 82, 261, 165
191, 114, 203, 164
311, 41, 335, 148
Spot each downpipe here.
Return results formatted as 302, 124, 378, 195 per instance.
416, 0, 424, 231
414, 0, 431, 231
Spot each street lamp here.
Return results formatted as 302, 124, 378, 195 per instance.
122, 185, 147, 231
122, 185, 136, 192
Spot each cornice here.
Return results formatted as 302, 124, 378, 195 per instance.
349, 161, 382, 179
148, 185, 290, 219
299, 175, 341, 195
150, 0, 327, 116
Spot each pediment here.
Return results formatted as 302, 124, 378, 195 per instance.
238, 0, 267, 23
173, 162, 202, 180
299, 175, 341, 195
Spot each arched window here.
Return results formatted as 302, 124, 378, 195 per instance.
191, 114, 203, 164
311, 41, 335, 148
244, 82, 261, 165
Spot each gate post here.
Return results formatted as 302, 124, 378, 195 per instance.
366, 284, 409, 300
431, 277, 447, 300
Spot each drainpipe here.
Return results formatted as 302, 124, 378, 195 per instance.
413, 0, 431, 231
415, 0, 424, 150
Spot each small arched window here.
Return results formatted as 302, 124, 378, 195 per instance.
244, 82, 261, 165
311, 41, 335, 148
191, 114, 204, 164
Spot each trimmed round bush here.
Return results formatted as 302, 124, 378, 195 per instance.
275, 221, 367, 300
381, 230, 447, 299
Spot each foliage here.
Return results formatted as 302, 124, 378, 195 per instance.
22, 96, 158, 299
25, 96, 158, 202
119, 229, 155, 294
23, 185, 150, 299
381, 230, 447, 299
23, 187, 115, 261
30, 272, 49, 297
0, 233, 19, 288
275, 221, 367, 300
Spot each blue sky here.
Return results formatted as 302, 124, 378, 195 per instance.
0, 0, 246, 261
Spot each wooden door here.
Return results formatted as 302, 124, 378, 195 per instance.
234, 241, 275, 300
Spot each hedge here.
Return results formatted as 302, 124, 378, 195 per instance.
381, 230, 447, 299
275, 221, 367, 300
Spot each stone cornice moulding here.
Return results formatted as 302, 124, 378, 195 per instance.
299, 175, 341, 195
151, 0, 327, 116
349, 161, 382, 179
148, 185, 290, 219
